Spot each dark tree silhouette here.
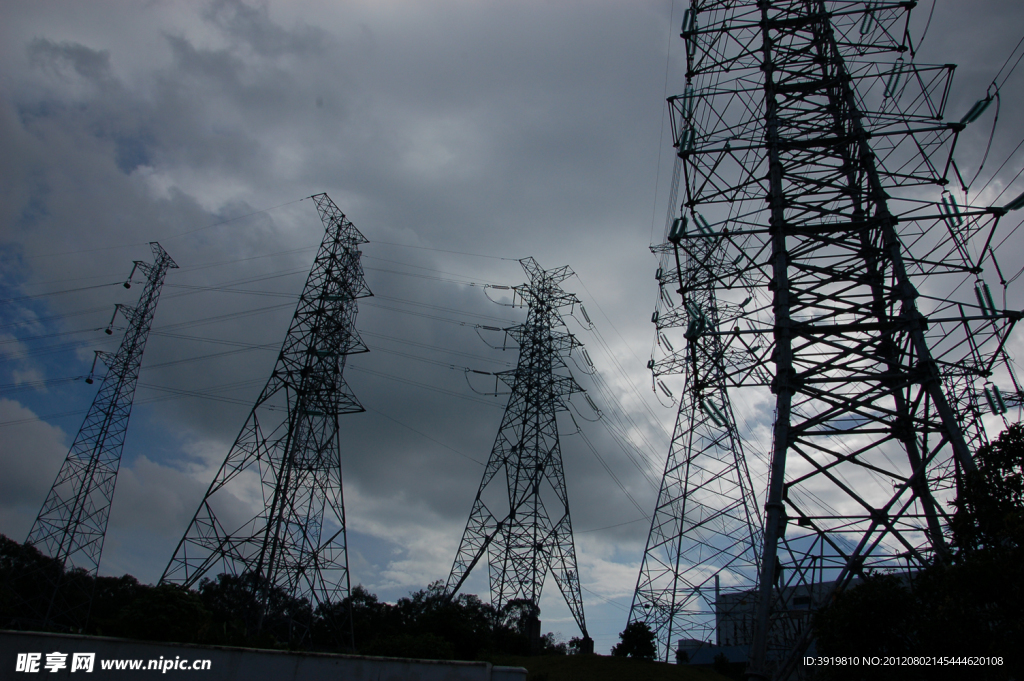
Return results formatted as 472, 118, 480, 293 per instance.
951, 423, 1024, 556
1, 534, 573, 660
114, 583, 210, 643
611, 621, 656, 660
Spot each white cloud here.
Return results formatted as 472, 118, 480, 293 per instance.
0, 398, 69, 538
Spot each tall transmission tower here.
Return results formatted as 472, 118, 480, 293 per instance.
628, 221, 763, 660
446, 257, 593, 653
162, 194, 370, 645
26, 242, 177, 629
642, 2, 1022, 677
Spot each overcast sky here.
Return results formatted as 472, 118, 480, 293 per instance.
2, 0, 1024, 654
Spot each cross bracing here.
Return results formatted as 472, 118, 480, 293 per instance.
629, 216, 763, 662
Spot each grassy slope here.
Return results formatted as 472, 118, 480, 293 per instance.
485, 654, 732, 681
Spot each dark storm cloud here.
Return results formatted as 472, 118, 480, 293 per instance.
27, 39, 114, 83
203, 0, 329, 58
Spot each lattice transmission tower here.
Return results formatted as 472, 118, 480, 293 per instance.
162, 194, 370, 645
26, 242, 177, 630
628, 211, 763, 660
638, 2, 1023, 677
446, 257, 593, 653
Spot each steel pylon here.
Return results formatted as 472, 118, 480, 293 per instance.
26, 242, 177, 630
161, 194, 370, 645
645, 2, 1021, 677
445, 257, 591, 650
628, 229, 763, 661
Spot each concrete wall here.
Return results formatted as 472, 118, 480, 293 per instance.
2, 630, 527, 681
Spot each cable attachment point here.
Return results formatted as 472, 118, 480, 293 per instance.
123, 261, 143, 289
85, 351, 105, 385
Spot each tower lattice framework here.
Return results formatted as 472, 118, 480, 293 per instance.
628, 227, 763, 660
446, 257, 591, 648
644, 2, 1021, 677
26, 242, 177, 629
162, 194, 370, 644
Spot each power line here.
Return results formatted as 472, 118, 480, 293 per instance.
0, 282, 123, 305
363, 406, 486, 466
370, 239, 510, 261
992, 31, 1024, 89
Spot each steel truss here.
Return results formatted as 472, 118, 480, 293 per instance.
26, 242, 177, 630
446, 257, 591, 650
642, 1, 1021, 677
162, 194, 370, 645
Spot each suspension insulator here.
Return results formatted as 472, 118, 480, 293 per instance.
669, 216, 687, 243
1004, 190, 1024, 212
960, 96, 993, 125
694, 212, 713, 237
993, 385, 1008, 414
885, 60, 905, 98
940, 194, 963, 228
658, 380, 673, 398
860, 3, 876, 35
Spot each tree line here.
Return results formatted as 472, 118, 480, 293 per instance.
0, 541, 577, 660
